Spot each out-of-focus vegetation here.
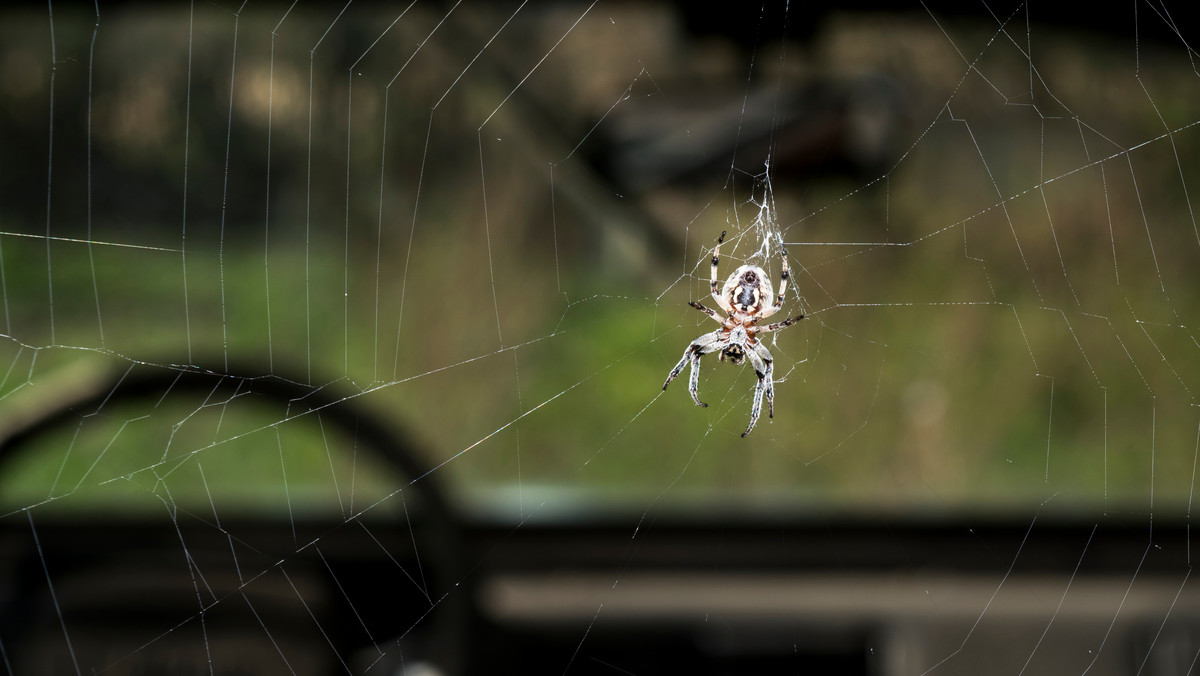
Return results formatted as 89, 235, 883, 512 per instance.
0, 3, 1197, 518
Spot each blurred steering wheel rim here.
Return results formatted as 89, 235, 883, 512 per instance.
0, 361, 471, 676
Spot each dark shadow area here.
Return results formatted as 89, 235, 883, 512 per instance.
1, 366, 1197, 675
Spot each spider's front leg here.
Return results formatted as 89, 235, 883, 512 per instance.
743, 344, 775, 437
663, 331, 725, 408
710, 231, 733, 314
688, 301, 724, 324
760, 248, 790, 320
759, 313, 806, 334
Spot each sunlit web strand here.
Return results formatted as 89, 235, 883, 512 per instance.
215, 2, 247, 374
784, 105, 1200, 236
263, 2, 299, 374
477, 0, 597, 129
43, 0, 58, 346
0, 231, 182, 253
370, 1, 463, 380
1017, 524, 1098, 675
85, 2, 103, 347
27, 511, 81, 674
344, 2, 414, 377
387, 0, 527, 374
783, 114, 1200, 270
303, 0, 352, 384
920, 507, 1046, 675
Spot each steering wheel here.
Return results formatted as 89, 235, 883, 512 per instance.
0, 362, 470, 675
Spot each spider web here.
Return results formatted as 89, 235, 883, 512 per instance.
0, 1, 1198, 674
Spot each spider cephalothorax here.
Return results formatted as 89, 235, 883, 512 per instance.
662, 231, 805, 436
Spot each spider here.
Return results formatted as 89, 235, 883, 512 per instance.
662, 230, 805, 437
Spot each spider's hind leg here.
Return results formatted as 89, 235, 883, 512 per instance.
663, 332, 724, 408
751, 342, 776, 419
743, 345, 775, 437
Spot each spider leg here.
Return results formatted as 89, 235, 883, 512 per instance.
663, 350, 693, 392
663, 331, 725, 408
688, 301, 725, 324
759, 248, 790, 319
751, 341, 776, 420
759, 314, 805, 333
710, 231, 734, 314
743, 345, 773, 437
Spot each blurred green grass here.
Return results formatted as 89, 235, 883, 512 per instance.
1, 5, 1198, 518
